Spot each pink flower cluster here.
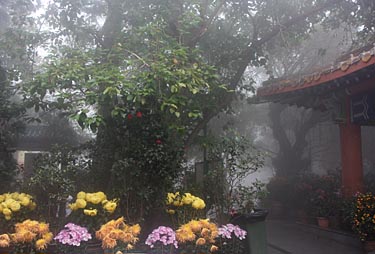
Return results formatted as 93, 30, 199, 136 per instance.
218, 224, 247, 240
145, 226, 178, 248
54, 223, 92, 246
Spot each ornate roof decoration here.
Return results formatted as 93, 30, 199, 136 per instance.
257, 44, 375, 99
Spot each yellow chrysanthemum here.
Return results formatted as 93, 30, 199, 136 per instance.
114, 217, 125, 227
38, 223, 50, 234
102, 236, 117, 249
35, 238, 47, 250
77, 191, 86, 199
0, 195, 4, 203
176, 227, 195, 243
182, 193, 194, 205
201, 228, 210, 238
166, 209, 175, 215
189, 220, 202, 232
210, 245, 219, 252
10, 192, 20, 199
42, 232, 53, 242
75, 198, 87, 209
2, 208, 11, 216
20, 196, 30, 206
88, 193, 102, 204
196, 237, 206, 246
68, 203, 78, 211
4, 198, 15, 207
192, 198, 205, 210
130, 224, 141, 235
22, 230, 37, 242
96, 191, 107, 202
85, 193, 93, 202
166, 192, 175, 205
84, 209, 97, 216
9, 201, 21, 212
103, 201, 117, 213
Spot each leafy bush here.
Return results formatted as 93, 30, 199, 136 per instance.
353, 193, 375, 241
203, 131, 265, 223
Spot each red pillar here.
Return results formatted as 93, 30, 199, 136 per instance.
339, 96, 364, 197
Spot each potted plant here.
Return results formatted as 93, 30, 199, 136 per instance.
95, 217, 141, 252
352, 193, 375, 253
203, 131, 265, 223
53, 223, 92, 253
67, 191, 119, 234
165, 192, 206, 226
0, 192, 38, 253
9, 219, 53, 253
57, 191, 120, 253
310, 174, 341, 228
145, 193, 248, 254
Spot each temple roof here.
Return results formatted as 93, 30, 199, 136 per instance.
256, 44, 375, 108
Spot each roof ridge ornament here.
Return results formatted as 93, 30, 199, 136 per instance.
360, 50, 372, 63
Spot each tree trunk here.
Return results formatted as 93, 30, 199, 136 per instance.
269, 103, 319, 177
90, 0, 125, 191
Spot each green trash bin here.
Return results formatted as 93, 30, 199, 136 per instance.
231, 209, 268, 254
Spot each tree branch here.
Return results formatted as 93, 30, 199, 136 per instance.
186, 0, 227, 47
185, 0, 345, 147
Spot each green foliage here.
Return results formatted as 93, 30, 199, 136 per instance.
24, 25, 227, 134
0, 0, 41, 191
102, 111, 185, 224
25, 145, 91, 222
203, 131, 265, 222
310, 174, 341, 217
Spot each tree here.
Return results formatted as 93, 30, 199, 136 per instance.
263, 25, 353, 177
0, 0, 40, 191
19, 0, 374, 221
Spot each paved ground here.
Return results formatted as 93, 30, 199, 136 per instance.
266, 220, 365, 254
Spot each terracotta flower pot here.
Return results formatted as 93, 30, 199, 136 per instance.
316, 217, 329, 228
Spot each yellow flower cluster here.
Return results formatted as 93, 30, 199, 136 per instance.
176, 219, 218, 248
69, 191, 118, 215
166, 192, 206, 210
0, 192, 36, 220
353, 193, 375, 241
96, 217, 141, 249
11, 219, 53, 250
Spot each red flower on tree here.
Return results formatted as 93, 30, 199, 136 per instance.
155, 139, 162, 145
136, 111, 142, 118
127, 113, 133, 120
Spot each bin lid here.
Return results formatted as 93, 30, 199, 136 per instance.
231, 209, 268, 224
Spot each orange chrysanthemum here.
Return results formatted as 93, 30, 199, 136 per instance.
0, 234, 10, 247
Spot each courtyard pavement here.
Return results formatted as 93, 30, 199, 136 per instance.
266, 220, 365, 254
